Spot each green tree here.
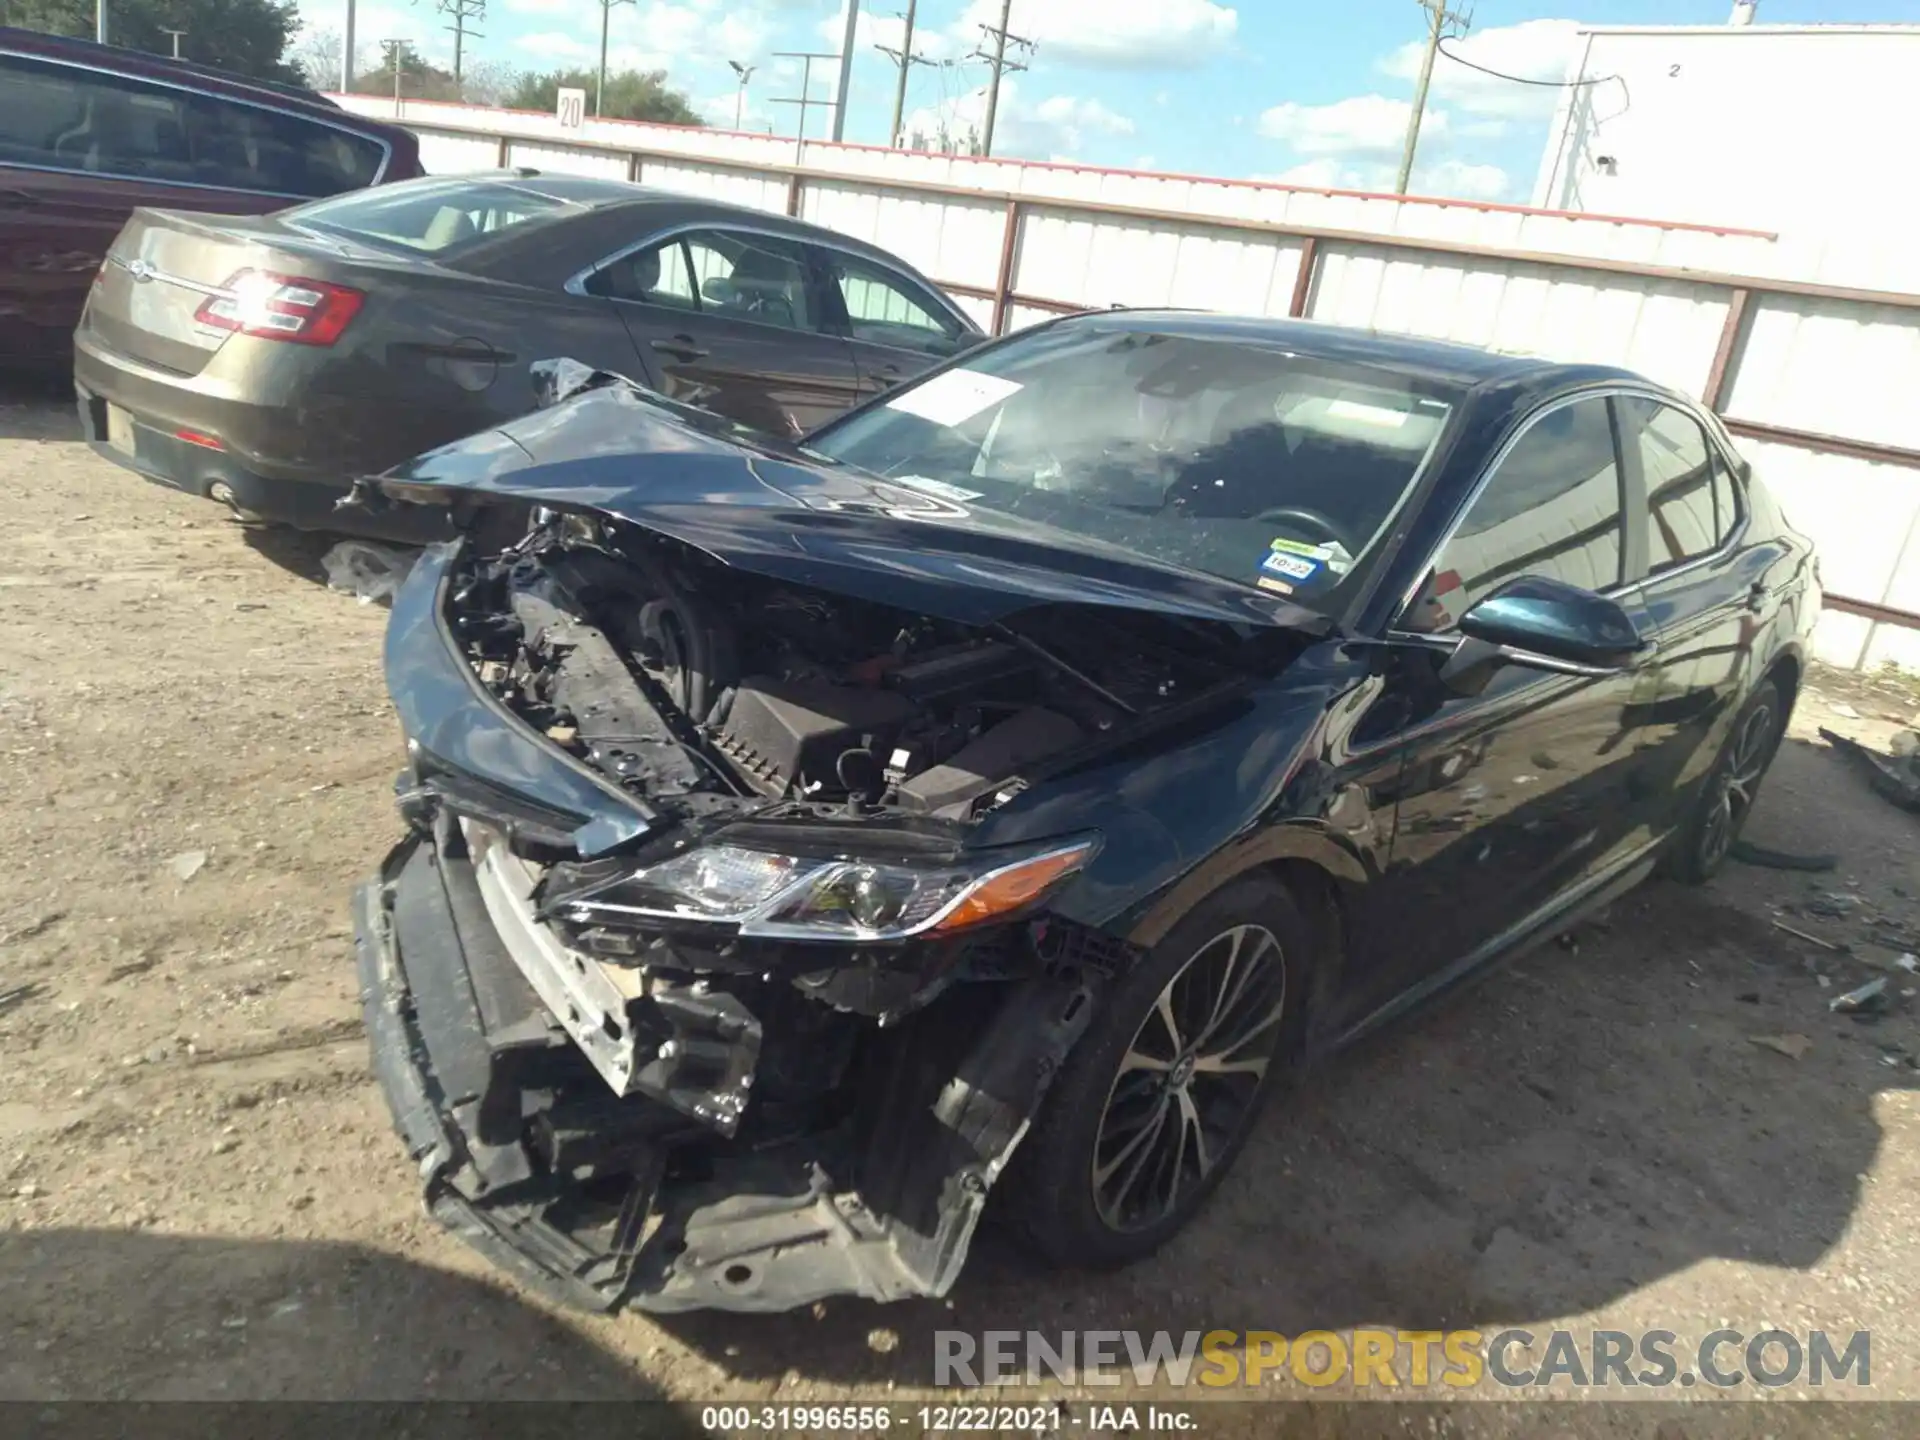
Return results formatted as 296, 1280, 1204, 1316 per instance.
507, 67, 704, 126
351, 39, 463, 102
0, 0, 303, 84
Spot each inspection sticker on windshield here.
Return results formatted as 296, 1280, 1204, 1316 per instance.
1269, 538, 1334, 561
1261, 549, 1320, 583
884, 368, 1022, 427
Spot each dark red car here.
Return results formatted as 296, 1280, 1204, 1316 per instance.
0, 26, 422, 365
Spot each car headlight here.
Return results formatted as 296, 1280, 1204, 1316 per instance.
554, 837, 1098, 942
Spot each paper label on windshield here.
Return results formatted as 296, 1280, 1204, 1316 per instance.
1326, 399, 1411, 428
891, 474, 983, 503
884, 368, 1022, 427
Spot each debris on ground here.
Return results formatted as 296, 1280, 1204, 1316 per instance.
1820, 726, 1920, 812
1831, 977, 1892, 1016
1751, 1033, 1814, 1059
0, 909, 66, 945
0, 980, 44, 1015
1805, 891, 1862, 920
321, 540, 418, 605
1773, 918, 1848, 953
1730, 839, 1840, 872
1829, 702, 1863, 719
168, 850, 207, 882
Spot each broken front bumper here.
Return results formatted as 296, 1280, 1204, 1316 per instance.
354, 829, 1098, 1314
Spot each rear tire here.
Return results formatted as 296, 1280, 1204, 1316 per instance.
1004, 874, 1316, 1269
1665, 677, 1785, 885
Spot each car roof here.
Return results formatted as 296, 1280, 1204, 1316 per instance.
1056, 309, 1604, 390
0, 26, 401, 132
452, 177, 964, 293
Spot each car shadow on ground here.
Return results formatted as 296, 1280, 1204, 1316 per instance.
0, 371, 80, 442
657, 737, 1919, 1387
0, 1227, 692, 1412
241, 523, 352, 587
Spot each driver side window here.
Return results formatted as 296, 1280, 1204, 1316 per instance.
1403, 395, 1626, 634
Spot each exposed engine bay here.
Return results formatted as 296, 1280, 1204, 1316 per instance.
358, 506, 1297, 1316
450, 515, 1243, 826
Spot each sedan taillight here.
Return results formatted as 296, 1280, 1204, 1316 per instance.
194, 269, 364, 346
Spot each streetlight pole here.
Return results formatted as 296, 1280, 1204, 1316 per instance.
342, 0, 356, 90
728, 61, 756, 129
160, 27, 186, 56
95, 0, 107, 43
596, 0, 634, 117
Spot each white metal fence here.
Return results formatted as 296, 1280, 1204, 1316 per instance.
336, 95, 1920, 671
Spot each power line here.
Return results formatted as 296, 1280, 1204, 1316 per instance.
1396, 0, 1471, 195
1437, 37, 1616, 87
970, 0, 1032, 158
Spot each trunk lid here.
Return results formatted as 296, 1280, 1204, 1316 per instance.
82, 208, 391, 376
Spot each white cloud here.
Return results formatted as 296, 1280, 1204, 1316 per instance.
1258, 94, 1439, 157
518, 30, 592, 61
950, 0, 1237, 70
504, 0, 774, 67
1379, 18, 1583, 120
902, 77, 1132, 158
1265, 155, 1512, 202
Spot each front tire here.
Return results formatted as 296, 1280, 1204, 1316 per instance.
1666, 677, 1785, 884
1005, 874, 1315, 1269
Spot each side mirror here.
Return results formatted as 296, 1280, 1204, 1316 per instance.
1450, 575, 1648, 680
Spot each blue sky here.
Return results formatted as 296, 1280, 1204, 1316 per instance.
304, 0, 1920, 203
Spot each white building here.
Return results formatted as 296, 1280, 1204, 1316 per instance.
1531, 15, 1920, 247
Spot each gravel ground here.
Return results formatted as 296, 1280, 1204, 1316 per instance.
4, 378, 1920, 1421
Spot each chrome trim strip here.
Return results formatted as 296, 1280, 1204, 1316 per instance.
0, 47, 395, 186
1390, 382, 1751, 632
106, 252, 235, 300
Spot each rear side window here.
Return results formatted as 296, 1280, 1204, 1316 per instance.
824, 250, 965, 355
1404, 396, 1624, 632
1618, 397, 1732, 574
0, 53, 380, 196
292, 179, 570, 251
586, 229, 819, 333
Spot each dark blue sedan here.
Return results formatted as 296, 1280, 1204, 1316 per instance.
349, 313, 1819, 1314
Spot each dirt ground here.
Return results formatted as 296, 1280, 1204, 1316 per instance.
5, 375, 1920, 1420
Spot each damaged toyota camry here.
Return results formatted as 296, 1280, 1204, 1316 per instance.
350, 312, 1817, 1315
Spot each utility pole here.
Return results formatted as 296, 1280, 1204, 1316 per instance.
877, 0, 931, 147
728, 60, 756, 129
342, 0, 356, 91
970, 0, 1032, 158
596, 0, 634, 116
94, 0, 106, 43
1395, 0, 1471, 195
830, 0, 859, 141
160, 26, 185, 56
382, 37, 403, 112
770, 51, 839, 151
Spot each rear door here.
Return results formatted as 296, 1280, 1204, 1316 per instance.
0, 48, 386, 361
811, 245, 974, 397
582, 227, 861, 438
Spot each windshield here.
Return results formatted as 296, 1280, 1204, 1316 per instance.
808, 323, 1457, 607
288, 178, 574, 254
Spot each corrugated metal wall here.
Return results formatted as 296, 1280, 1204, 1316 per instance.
338, 96, 1920, 671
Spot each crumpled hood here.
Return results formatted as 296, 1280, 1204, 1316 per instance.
375, 374, 1332, 635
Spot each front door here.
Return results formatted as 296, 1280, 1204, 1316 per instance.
1355, 393, 1650, 1017
587, 227, 862, 438
812, 245, 973, 398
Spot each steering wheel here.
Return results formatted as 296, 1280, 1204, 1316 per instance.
1250, 505, 1355, 555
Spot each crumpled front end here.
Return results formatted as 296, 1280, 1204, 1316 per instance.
354, 823, 1102, 1313
351, 520, 1247, 1312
